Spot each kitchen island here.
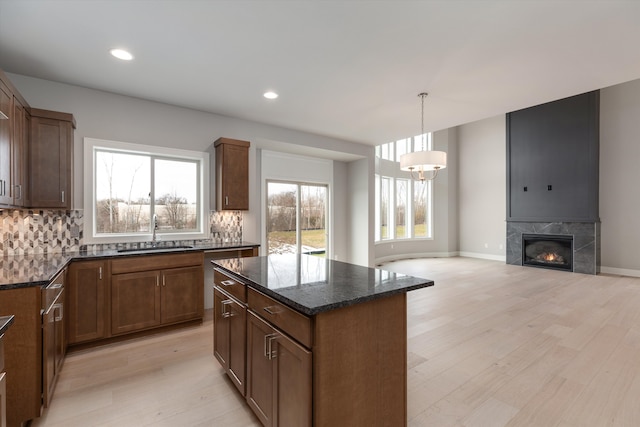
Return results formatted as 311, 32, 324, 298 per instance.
212, 254, 434, 427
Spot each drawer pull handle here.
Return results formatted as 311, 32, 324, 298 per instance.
221, 300, 234, 318
263, 306, 282, 316
264, 333, 278, 360
220, 280, 236, 287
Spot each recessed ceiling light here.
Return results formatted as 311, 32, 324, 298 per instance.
110, 48, 134, 61
263, 91, 278, 99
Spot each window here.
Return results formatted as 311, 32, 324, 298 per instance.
84, 138, 209, 243
266, 181, 328, 256
375, 133, 434, 242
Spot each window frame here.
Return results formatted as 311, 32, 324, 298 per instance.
265, 179, 329, 256
83, 137, 210, 244
374, 133, 435, 243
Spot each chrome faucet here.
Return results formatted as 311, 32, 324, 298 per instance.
152, 214, 158, 247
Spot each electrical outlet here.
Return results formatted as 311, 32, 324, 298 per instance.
484, 243, 489, 248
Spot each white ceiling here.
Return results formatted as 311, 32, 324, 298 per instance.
1, 0, 640, 147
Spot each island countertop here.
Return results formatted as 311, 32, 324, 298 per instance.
212, 254, 434, 316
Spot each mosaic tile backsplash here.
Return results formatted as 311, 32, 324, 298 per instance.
0, 209, 243, 256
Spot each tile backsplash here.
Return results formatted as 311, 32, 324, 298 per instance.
0, 209, 243, 256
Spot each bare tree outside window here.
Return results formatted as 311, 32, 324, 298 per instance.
94, 150, 198, 236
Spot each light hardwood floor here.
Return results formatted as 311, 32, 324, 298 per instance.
33, 257, 640, 426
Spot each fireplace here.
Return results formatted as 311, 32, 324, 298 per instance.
522, 234, 573, 271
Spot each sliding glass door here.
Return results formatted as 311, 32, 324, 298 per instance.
266, 181, 328, 256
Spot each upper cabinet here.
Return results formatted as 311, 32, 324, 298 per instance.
0, 80, 12, 206
12, 96, 28, 207
0, 69, 74, 210
214, 137, 250, 211
29, 108, 75, 209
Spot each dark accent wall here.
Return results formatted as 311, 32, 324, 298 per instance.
506, 91, 600, 222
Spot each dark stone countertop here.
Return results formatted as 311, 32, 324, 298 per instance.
0, 241, 259, 290
212, 254, 434, 316
0, 315, 14, 335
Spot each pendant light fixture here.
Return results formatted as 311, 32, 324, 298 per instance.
399, 92, 447, 181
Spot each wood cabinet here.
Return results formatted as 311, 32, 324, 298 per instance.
0, 81, 12, 206
0, 285, 46, 427
29, 108, 75, 209
214, 137, 250, 210
0, 374, 5, 427
11, 96, 28, 207
111, 253, 204, 336
1, 331, 7, 427
213, 286, 246, 395
246, 311, 312, 427
42, 271, 65, 408
67, 260, 108, 344
213, 267, 312, 427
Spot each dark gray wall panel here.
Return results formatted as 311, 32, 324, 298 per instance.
507, 91, 599, 222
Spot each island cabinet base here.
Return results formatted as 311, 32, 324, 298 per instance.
313, 293, 407, 427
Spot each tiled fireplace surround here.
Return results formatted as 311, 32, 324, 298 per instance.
0, 209, 243, 256
506, 221, 600, 275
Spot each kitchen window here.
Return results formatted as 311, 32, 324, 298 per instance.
84, 138, 209, 244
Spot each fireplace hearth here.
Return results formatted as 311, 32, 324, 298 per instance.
522, 234, 573, 271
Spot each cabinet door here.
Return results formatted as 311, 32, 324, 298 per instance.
246, 311, 276, 427
42, 302, 56, 408
0, 84, 11, 206
111, 271, 161, 335
215, 139, 249, 210
29, 115, 72, 208
161, 266, 204, 325
213, 287, 246, 396
274, 332, 312, 427
54, 287, 65, 375
213, 287, 230, 368
0, 371, 6, 427
67, 261, 107, 344
12, 97, 27, 206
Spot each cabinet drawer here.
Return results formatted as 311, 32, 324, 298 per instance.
248, 288, 312, 349
214, 269, 246, 303
111, 252, 203, 274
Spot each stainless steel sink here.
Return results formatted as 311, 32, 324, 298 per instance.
117, 245, 194, 253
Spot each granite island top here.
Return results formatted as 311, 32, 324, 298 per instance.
0, 241, 259, 290
0, 315, 15, 335
212, 254, 434, 316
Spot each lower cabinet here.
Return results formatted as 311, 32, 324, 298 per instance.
0, 371, 6, 427
111, 257, 204, 336
213, 267, 312, 427
42, 277, 65, 409
67, 260, 107, 344
1, 331, 7, 427
111, 270, 161, 334
213, 287, 246, 395
246, 311, 312, 427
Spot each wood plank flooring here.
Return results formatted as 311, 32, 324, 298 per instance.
32, 257, 640, 426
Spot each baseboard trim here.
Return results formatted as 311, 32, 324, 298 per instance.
459, 252, 507, 262
600, 266, 640, 278
375, 251, 460, 265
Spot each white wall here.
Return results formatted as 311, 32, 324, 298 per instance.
457, 115, 506, 260
600, 79, 640, 274
8, 72, 369, 264
347, 158, 373, 266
